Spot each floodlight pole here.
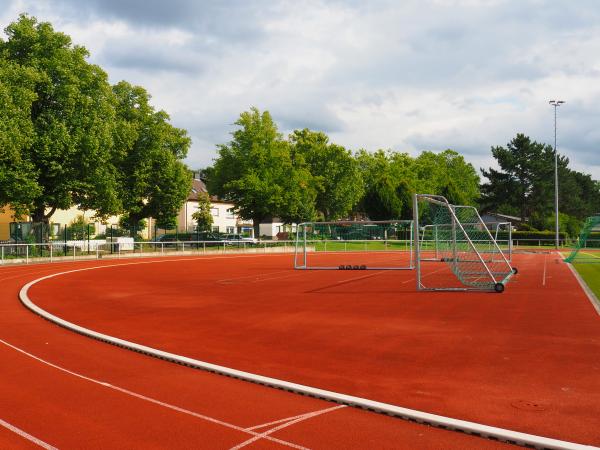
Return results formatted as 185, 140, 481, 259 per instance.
549, 100, 565, 250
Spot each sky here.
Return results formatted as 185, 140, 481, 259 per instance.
2, 0, 600, 179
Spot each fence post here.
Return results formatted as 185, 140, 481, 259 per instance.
1, 246, 3, 265
26, 245, 29, 264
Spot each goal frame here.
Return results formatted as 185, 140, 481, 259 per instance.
413, 194, 516, 292
294, 220, 414, 270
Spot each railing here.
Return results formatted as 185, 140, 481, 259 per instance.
2, 238, 598, 266
0, 240, 298, 266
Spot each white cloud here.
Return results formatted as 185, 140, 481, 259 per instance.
1, 0, 599, 178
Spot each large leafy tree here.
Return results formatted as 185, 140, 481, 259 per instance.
355, 149, 413, 220
0, 59, 41, 216
480, 134, 567, 222
112, 81, 191, 229
415, 150, 480, 206
209, 108, 317, 237
0, 14, 120, 222
290, 129, 364, 220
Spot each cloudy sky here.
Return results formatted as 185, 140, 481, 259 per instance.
2, 0, 600, 179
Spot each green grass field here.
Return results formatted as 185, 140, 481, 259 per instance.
573, 263, 600, 299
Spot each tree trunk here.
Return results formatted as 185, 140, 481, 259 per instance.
253, 216, 263, 240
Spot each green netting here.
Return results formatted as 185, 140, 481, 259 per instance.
415, 195, 515, 291
564, 215, 600, 264
294, 220, 413, 270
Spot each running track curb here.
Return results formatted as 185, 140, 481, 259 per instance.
18, 261, 598, 450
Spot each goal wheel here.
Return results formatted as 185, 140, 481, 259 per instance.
494, 283, 505, 293
512, 267, 518, 274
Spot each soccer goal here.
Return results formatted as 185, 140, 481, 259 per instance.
564, 214, 600, 264
413, 194, 517, 292
294, 220, 414, 270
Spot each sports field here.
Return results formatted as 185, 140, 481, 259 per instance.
1, 250, 598, 449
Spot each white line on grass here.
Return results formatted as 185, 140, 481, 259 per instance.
0, 339, 306, 450
0, 418, 58, 450
18, 259, 599, 450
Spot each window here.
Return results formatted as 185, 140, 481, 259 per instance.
212, 226, 220, 233
226, 226, 234, 234
226, 208, 235, 219
210, 207, 219, 217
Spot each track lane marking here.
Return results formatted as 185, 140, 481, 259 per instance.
0, 339, 305, 450
244, 405, 347, 431
0, 418, 58, 450
231, 405, 346, 449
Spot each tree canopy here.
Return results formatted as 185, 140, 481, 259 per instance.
208, 107, 317, 237
480, 133, 599, 231
0, 15, 191, 229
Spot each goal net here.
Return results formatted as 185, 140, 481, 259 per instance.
413, 194, 517, 292
420, 221, 512, 262
564, 214, 600, 264
294, 220, 414, 270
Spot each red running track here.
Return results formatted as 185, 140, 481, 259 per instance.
3, 252, 599, 448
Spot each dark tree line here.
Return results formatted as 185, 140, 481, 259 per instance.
480, 133, 600, 235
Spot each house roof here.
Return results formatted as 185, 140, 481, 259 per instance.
188, 179, 220, 203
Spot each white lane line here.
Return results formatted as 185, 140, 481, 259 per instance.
230, 405, 346, 449
0, 339, 306, 450
244, 405, 348, 431
0, 418, 58, 450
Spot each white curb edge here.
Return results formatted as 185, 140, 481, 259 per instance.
18, 263, 598, 450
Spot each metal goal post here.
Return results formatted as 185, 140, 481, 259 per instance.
413, 194, 517, 293
294, 220, 414, 270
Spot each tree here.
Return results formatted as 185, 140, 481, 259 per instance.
290, 129, 364, 220
415, 150, 479, 206
112, 81, 192, 229
355, 150, 411, 220
0, 14, 121, 223
191, 192, 213, 232
0, 58, 41, 217
209, 108, 317, 237
480, 134, 564, 222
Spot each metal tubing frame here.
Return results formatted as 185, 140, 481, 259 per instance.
294, 220, 414, 271
413, 194, 514, 291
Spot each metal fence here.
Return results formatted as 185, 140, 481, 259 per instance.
2, 238, 599, 266
0, 240, 297, 265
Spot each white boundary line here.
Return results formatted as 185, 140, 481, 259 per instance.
18, 259, 599, 450
0, 418, 58, 450
0, 339, 306, 450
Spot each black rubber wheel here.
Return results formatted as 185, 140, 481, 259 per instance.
512, 267, 518, 274
494, 283, 505, 293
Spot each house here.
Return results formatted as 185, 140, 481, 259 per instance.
176, 177, 253, 236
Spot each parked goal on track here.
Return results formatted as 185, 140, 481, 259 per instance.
294, 220, 414, 270
564, 214, 600, 264
413, 194, 516, 292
